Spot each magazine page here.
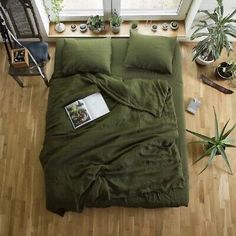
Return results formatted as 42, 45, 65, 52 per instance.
65, 100, 92, 129
83, 92, 110, 120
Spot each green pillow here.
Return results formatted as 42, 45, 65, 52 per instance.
124, 31, 177, 73
62, 38, 112, 75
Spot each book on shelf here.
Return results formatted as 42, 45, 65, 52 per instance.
65, 92, 110, 129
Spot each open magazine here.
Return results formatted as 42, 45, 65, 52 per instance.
65, 92, 110, 129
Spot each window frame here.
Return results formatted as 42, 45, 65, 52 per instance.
59, 0, 192, 21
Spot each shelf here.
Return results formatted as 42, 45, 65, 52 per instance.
49, 20, 186, 38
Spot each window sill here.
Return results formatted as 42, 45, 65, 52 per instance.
48, 20, 186, 38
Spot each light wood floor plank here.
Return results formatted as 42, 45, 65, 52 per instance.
0, 42, 236, 236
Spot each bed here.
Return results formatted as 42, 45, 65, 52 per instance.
39, 32, 189, 216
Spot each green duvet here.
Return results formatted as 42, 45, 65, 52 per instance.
40, 39, 188, 215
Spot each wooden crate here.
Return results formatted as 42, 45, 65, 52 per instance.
11, 48, 29, 68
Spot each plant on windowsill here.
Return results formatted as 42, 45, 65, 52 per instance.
191, 0, 236, 66
87, 15, 105, 33
186, 107, 236, 175
110, 9, 123, 34
49, 0, 65, 33
130, 21, 138, 30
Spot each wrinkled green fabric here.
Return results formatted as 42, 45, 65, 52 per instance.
40, 73, 185, 215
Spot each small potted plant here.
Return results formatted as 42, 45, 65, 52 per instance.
79, 24, 88, 32
151, 24, 158, 32
216, 60, 236, 80
110, 9, 123, 34
51, 0, 65, 33
186, 107, 236, 175
191, 0, 236, 65
130, 21, 138, 30
170, 21, 179, 30
87, 15, 105, 33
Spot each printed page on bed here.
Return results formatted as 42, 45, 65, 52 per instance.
65, 92, 109, 129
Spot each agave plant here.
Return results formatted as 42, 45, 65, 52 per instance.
191, 0, 236, 61
186, 107, 236, 174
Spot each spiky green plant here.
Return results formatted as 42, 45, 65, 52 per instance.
191, 0, 236, 61
110, 9, 123, 27
186, 107, 236, 175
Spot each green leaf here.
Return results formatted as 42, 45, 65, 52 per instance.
186, 129, 215, 143
198, 148, 217, 174
193, 152, 210, 165
199, 10, 218, 22
191, 33, 210, 39
219, 119, 230, 139
193, 145, 216, 164
189, 140, 208, 145
218, 146, 233, 175
224, 143, 236, 148
222, 9, 236, 24
222, 124, 236, 139
213, 107, 219, 140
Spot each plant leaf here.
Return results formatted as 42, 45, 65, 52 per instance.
224, 143, 236, 148
189, 140, 208, 145
222, 9, 236, 24
186, 129, 215, 144
222, 124, 236, 139
193, 145, 215, 164
218, 146, 233, 174
198, 148, 217, 174
193, 152, 210, 165
213, 107, 219, 140
219, 119, 230, 139
199, 10, 218, 22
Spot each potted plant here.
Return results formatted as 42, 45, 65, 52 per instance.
216, 60, 236, 80
186, 107, 236, 175
51, 0, 65, 33
130, 21, 138, 30
87, 15, 105, 33
191, 0, 236, 65
110, 9, 123, 34
151, 24, 158, 32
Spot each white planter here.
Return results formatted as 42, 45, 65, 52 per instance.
194, 53, 214, 66
55, 23, 66, 33
111, 25, 120, 34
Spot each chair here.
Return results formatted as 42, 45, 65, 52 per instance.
0, 0, 49, 87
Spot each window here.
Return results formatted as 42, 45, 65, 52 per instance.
60, 0, 104, 20
59, 0, 192, 21
118, 0, 192, 20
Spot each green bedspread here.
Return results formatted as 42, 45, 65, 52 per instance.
40, 73, 185, 215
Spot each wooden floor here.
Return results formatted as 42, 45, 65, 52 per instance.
0, 42, 236, 236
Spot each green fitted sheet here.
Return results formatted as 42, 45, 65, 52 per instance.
41, 38, 188, 215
